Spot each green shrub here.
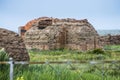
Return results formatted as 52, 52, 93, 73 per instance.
92, 49, 105, 54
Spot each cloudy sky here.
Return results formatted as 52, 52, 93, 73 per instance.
0, 0, 120, 32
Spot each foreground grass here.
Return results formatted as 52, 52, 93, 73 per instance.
0, 45, 120, 80
1, 64, 120, 80
13, 64, 120, 80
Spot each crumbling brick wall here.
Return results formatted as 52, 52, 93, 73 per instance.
23, 17, 102, 51
0, 28, 29, 61
99, 35, 120, 45
20, 17, 120, 51
19, 17, 52, 38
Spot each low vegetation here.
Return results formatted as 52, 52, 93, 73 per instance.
0, 45, 120, 80
0, 49, 9, 80
29, 48, 119, 61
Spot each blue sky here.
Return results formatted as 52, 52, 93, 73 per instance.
0, 0, 120, 32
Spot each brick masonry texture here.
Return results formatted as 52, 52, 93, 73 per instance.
20, 17, 104, 51
19, 17, 120, 51
0, 28, 30, 61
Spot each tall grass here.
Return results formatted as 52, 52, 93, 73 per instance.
0, 50, 9, 80
13, 64, 120, 80
0, 47, 120, 80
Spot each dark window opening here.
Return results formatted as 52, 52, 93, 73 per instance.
21, 30, 26, 32
38, 26, 46, 29
37, 19, 52, 30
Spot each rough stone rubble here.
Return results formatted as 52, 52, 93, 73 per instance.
0, 28, 29, 61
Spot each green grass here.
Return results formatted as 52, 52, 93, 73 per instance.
0, 50, 9, 80
12, 64, 120, 80
0, 46, 120, 80
104, 45, 120, 51
29, 48, 119, 61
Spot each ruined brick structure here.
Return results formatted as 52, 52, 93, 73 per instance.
19, 19, 37, 38
108, 35, 120, 44
0, 28, 29, 61
19, 17, 104, 51
100, 34, 120, 45
19, 17, 49, 38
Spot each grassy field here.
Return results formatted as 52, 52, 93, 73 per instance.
29, 48, 120, 61
0, 45, 120, 80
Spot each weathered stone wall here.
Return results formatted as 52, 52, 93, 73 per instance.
0, 28, 29, 61
99, 35, 120, 45
23, 17, 102, 51
20, 17, 120, 51
108, 35, 120, 45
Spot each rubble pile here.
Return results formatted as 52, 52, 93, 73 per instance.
0, 28, 29, 61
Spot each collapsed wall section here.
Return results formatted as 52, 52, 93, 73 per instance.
0, 28, 29, 61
